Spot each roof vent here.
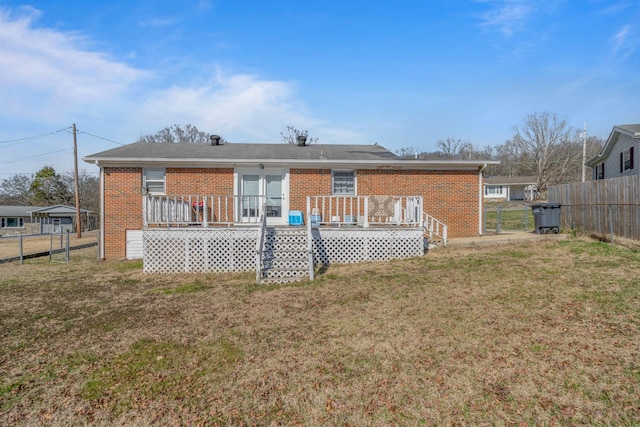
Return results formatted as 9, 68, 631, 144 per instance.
210, 135, 221, 146
297, 135, 307, 146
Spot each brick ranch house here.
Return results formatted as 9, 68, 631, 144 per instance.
84, 136, 497, 282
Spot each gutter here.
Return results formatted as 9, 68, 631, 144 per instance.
83, 157, 501, 171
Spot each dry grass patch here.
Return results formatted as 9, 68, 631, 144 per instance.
0, 233, 98, 259
1, 237, 639, 425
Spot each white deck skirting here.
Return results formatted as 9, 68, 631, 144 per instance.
143, 227, 424, 274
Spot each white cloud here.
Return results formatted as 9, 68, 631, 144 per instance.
0, 5, 359, 153
477, 0, 535, 36
0, 8, 145, 122
610, 25, 634, 57
134, 70, 322, 143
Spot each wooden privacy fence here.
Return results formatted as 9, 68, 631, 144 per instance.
548, 175, 640, 242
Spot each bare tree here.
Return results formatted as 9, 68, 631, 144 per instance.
62, 170, 100, 213
138, 124, 221, 144
395, 146, 417, 158
436, 137, 479, 159
510, 112, 575, 198
280, 125, 318, 144
0, 174, 32, 205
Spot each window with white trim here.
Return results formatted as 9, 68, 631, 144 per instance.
485, 185, 505, 196
1, 217, 23, 228
332, 171, 356, 195
621, 147, 634, 172
144, 168, 166, 195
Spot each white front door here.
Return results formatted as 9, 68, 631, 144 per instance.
237, 168, 289, 225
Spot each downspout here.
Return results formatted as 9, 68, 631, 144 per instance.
478, 163, 487, 236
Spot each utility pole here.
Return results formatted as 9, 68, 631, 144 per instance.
73, 123, 82, 238
581, 122, 587, 182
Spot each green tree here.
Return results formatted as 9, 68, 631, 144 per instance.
29, 166, 71, 206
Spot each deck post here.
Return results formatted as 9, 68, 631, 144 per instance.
203, 196, 208, 227
363, 197, 369, 228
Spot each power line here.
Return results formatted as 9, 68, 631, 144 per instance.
0, 148, 72, 165
77, 130, 125, 146
0, 127, 72, 146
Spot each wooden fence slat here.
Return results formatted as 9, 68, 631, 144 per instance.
548, 176, 640, 241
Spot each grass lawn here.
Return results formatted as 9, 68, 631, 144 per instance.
1, 238, 639, 425
484, 206, 535, 232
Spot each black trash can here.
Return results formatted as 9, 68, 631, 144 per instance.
531, 203, 561, 234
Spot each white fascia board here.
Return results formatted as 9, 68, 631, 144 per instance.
87, 157, 500, 171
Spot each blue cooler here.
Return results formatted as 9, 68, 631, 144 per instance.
288, 210, 303, 225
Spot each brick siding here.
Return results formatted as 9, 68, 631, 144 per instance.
290, 168, 480, 239
102, 166, 482, 259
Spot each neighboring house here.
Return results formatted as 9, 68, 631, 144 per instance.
484, 176, 537, 202
84, 138, 498, 279
0, 205, 94, 236
0, 206, 43, 236
587, 124, 640, 180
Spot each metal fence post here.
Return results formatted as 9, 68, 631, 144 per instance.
19, 235, 23, 264
65, 230, 70, 263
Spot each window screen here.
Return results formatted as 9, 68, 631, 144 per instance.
332, 171, 355, 195
144, 169, 166, 194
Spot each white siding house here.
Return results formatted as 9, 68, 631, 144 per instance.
587, 124, 640, 180
484, 176, 537, 201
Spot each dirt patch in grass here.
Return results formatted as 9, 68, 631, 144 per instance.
1, 236, 639, 425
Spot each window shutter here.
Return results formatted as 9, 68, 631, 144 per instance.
620, 152, 624, 173
631, 147, 635, 170
602, 163, 604, 179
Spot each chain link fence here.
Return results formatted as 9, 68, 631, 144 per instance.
483, 203, 534, 234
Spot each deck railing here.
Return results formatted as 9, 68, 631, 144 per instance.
144, 194, 431, 231
255, 201, 268, 283
144, 194, 262, 227
306, 195, 423, 227
424, 212, 448, 246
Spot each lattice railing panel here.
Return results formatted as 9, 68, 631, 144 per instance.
144, 228, 259, 273
143, 227, 423, 274
311, 228, 423, 266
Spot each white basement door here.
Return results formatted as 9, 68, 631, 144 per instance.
125, 230, 143, 259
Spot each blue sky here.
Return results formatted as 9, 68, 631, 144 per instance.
0, 0, 638, 176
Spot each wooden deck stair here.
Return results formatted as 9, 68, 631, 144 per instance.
258, 226, 310, 284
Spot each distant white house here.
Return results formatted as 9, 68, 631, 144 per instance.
483, 176, 537, 201
586, 124, 640, 180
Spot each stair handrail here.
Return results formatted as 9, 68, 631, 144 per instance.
423, 212, 448, 246
255, 201, 268, 283
306, 197, 315, 281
